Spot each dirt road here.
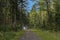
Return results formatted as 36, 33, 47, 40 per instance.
19, 30, 40, 40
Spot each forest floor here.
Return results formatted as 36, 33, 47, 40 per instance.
19, 30, 40, 40
0, 31, 24, 40
19, 29, 60, 40
32, 29, 60, 40
0, 29, 60, 40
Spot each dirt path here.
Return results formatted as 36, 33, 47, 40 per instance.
19, 30, 40, 40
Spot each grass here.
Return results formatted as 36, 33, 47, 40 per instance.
0, 32, 3, 40
32, 29, 60, 40
0, 30, 24, 40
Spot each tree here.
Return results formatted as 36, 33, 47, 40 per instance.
54, 0, 60, 31
18, 0, 28, 29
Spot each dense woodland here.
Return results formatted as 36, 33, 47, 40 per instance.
0, 0, 60, 32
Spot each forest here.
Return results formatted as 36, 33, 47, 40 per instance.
0, 0, 60, 40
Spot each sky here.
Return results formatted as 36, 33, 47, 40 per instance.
26, 0, 39, 12
26, 0, 34, 12
18, 0, 39, 12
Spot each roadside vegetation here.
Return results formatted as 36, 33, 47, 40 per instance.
0, 31, 24, 40
32, 29, 60, 40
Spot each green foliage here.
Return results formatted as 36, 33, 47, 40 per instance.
0, 31, 24, 40
0, 0, 60, 40
33, 29, 60, 40
28, 0, 60, 31
0, 0, 29, 31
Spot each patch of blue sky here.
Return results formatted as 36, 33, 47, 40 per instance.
26, 0, 39, 12
18, 0, 39, 12
26, 0, 35, 12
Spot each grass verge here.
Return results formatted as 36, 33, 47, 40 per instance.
0, 30, 24, 40
32, 29, 60, 40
